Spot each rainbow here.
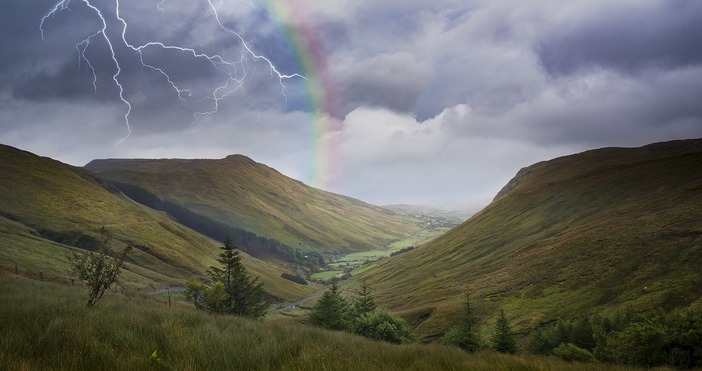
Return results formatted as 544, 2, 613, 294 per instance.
262, 0, 340, 190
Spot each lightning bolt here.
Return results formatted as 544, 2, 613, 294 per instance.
156, 0, 166, 19
75, 31, 100, 94
40, 0, 305, 143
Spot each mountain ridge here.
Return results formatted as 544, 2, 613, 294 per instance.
86, 155, 421, 255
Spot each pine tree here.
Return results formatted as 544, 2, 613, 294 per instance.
309, 282, 349, 331
492, 307, 517, 353
352, 280, 376, 318
571, 316, 595, 350
188, 237, 267, 318
527, 327, 551, 355
444, 292, 482, 352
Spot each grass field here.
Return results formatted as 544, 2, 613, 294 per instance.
308, 228, 450, 283
388, 228, 449, 249
0, 272, 653, 370
310, 270, 344, 280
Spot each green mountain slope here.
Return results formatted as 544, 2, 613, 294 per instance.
85, 156, 421, 254
0, 144, 314, 301
358, 139, 702, 339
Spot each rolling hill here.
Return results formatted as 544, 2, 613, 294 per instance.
85, 156, 421, 256
357, 139, 702, 339
0, 144, 314, 301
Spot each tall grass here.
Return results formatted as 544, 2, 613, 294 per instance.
0, 273, 651, 370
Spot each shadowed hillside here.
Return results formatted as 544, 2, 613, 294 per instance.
358, 139, 702, 339
0, 144, 314, 301
86, 156, 421, 254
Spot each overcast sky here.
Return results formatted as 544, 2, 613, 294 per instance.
1, 0, 701, 209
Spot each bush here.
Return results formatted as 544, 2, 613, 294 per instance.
553, 343, 595, 363
610, 321, 668, 367
353, 309, 413, 344
68, 226, 131, 307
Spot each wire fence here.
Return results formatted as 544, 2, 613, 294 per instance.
2, 261, 186, 308
0, 262, 76, 285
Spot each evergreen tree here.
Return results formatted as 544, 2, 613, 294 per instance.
527, 327, 552, 355
571, 316, 595, 351
187, 237, 267, 318
309, 282, 349, 331
443, 292, 482, 352
552, 321, 572, 348
352, 280, 376, 317
492, 307, 517, 353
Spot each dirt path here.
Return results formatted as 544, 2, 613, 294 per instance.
278, 286, 327, 310
146, 284, 325, 310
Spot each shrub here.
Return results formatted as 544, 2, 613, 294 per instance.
610, 321, 668, 367
68, 226, 131, 307
553, 343, 595, 363
353, 309, 413, 344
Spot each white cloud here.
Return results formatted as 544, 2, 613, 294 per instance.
332, 105, 581, 208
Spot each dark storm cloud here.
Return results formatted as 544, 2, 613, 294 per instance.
537, 1, 702, 76
12, 61, 118, 103
0, 0, 102, 83
3, 0, 702, 208
0, 0, 302, 135
341, 52, 431, 113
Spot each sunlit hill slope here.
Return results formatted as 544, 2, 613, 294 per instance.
86, 156, 421, 254
0, 144, 313, 301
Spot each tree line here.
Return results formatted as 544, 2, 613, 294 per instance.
526, 308, 702, 368
441, 293, 517, 354
308, 281, 413, 344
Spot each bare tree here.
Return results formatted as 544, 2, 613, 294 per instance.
68, 226, 131, 307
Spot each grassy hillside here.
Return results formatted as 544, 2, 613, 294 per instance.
0, 144, 314, 301
86, 156, 421, 253
357, 139, 702, 340
0, 272, 644, 370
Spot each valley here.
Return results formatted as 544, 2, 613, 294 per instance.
310, 228, 450, 282
2, 138, 701, 369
